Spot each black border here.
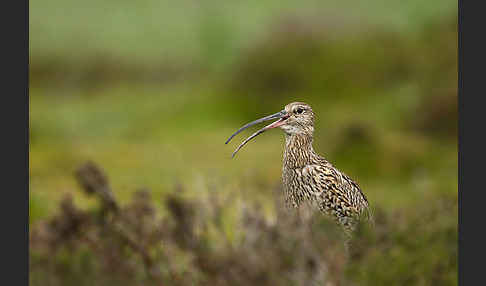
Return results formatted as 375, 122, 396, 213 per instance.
2, 0, 29, 284
458, 0, 486, 284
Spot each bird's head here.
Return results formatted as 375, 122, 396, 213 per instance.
281, 102, 315, 136
225, 102, 314, 157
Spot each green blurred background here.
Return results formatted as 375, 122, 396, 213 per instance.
30, 0, 457, 285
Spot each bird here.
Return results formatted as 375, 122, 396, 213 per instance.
225, 102, 371, 234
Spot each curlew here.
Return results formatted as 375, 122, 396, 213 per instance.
225, 102, 371, 234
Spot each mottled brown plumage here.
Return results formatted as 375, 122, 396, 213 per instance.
226, 102, 371, 233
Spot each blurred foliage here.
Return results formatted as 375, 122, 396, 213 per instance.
30, 1, 457, 285
30, 162, 456, 286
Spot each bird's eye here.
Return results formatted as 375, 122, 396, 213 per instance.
295, 108, 304, 114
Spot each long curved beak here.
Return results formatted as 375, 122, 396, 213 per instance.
225, 110, 289, 158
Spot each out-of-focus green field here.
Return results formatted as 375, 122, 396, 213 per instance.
30, 0, 456, 72
29, 80, 457, 219
30, 1, 457, 285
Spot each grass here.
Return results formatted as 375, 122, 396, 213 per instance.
29, 79, 457, 216
30, 0, 456, 82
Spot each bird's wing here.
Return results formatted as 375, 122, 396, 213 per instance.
301, 164, 370, 213
301, 164, 350, 200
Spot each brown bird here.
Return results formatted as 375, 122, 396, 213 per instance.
226, 102, 371, 233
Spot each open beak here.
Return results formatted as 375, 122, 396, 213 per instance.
225, 110, 289, 158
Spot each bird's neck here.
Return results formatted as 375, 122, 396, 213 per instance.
283, 133, 317, 169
